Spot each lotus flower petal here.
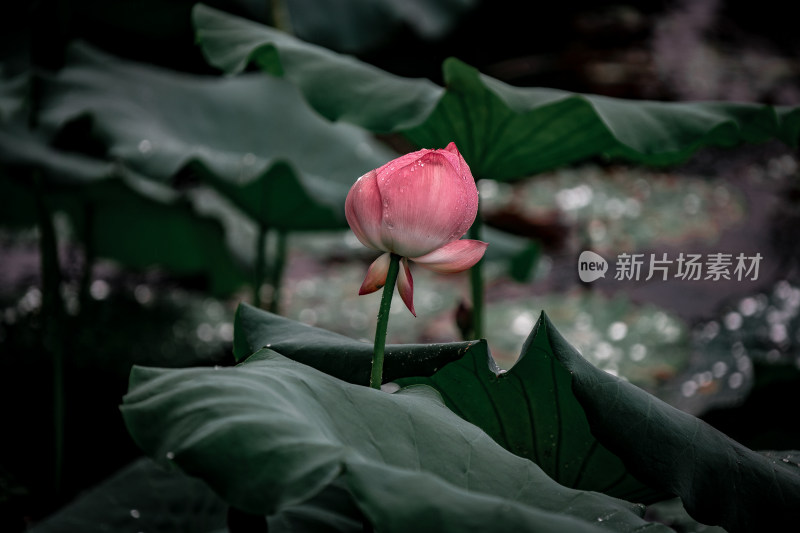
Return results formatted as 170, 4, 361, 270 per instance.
345, 142, 486, 316
358, 252, 391, 295
411, 239, 489, 273
396, 257, 415, 316
345, 143, 478, 259
345, 169, 384, 251
376, 150, 478, 258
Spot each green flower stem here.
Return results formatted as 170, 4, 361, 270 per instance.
268, 230, 288, 314
35, 172, 65, 497
468, 214, 484, 339
369, 253, 401, 389
253, 223, 268, 309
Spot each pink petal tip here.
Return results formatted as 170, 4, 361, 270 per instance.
411, 239, 488, 274
359, 253, 391, 295
397, 258, 416, 316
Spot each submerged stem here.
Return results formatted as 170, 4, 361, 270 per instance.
369, 254, 401, 389
253, 223, 268, 309
268, 230, 288, 314
35, 172, 65, 497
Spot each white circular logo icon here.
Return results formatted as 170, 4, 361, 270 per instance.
578, 251, 608, 282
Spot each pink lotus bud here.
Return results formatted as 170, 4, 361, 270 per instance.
345, 142, 488, 316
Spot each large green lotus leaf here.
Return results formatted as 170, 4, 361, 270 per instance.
343, 460, 611, 533
406, 61, 799, 179
192, 4, 442, 132
0, 120, 115, 186
29, 457, 363, 533
233, 302, 481, 385
0, 121, 247, 293
61, 0, 474, 71
193, 4, 799, 180
37, 42, 396, 230
188, 159, 344, 232
398, 311, 668, 504
121, 349, 669, 531
266, 479, 363, 533
545, 313, 800, 533
29, 457, 228, 533
285, 0, 477, 54
59, 174, 247, 295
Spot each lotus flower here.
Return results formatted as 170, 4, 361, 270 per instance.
345, 142, 488, 316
